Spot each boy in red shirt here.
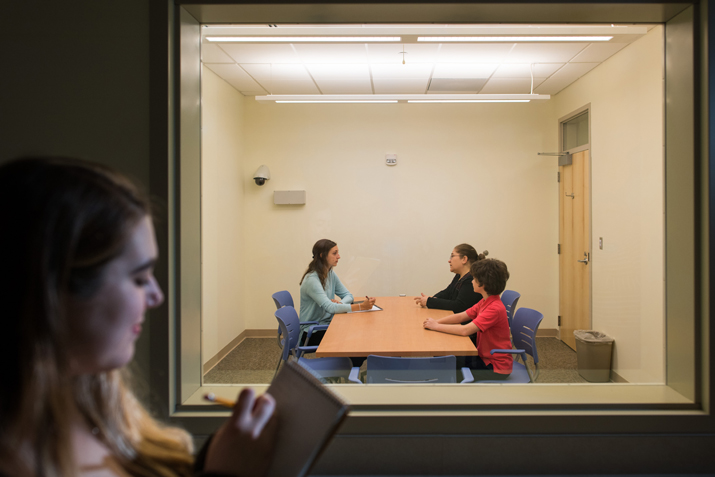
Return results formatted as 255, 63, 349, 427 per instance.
423, 258, 512, 380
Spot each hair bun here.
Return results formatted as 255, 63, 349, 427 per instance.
482, 250, 489, 256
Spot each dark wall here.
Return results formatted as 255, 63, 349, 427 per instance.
1, 1, 151, 180
0, 0, 158, 395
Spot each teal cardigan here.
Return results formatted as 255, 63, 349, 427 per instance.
299, 270, 353, 330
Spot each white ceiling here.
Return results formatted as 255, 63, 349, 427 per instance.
200, 24, 652, 97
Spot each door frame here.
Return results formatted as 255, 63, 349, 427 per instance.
558, 104, 592, 344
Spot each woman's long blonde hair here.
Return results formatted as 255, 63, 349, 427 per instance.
0, 157, 193, 476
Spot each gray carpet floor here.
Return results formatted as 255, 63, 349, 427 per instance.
203, 337, 589, 384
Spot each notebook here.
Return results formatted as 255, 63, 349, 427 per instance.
265, 360, 350, 477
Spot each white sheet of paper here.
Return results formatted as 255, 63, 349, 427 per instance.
350, 305, 383, 313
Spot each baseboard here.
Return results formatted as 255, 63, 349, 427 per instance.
203, 328, 276, 375
611, 370, 629, 383
536, 328, 558, 337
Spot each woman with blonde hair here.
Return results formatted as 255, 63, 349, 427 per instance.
0, 157, 275, 476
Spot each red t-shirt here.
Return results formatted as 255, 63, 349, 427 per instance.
465, 295, 512, 374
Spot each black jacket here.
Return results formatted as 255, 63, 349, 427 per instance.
426, 272, 483, 314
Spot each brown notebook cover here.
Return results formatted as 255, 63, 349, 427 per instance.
265, 360, 350, 477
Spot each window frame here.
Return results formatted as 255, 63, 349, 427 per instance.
157, 2, 715, 465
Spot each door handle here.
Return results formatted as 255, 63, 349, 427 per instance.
577, 252, 589, 264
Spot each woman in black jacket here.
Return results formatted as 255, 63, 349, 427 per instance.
414, 244, 486, 314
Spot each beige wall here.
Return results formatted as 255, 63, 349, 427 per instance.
201, 66, 248, 363
201, 28, 665, 383
554, 26, 665, 383
239, 100, 559, 329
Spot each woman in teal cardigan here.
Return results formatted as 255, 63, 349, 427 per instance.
299, 239, 376, 346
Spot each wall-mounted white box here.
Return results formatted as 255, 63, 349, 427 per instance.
274, 190, 306, 205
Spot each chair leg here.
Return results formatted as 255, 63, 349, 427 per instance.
273, 356, 283, 380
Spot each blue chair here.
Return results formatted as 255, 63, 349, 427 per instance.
274, 306, 353, 382
479, 307, 543, 383
348, 355, 474, 384
500, 290, 521, 328
271, 290, 294, 309
272, 290, 298, 373
272, 290, 321, 362
272, 290, 297, 347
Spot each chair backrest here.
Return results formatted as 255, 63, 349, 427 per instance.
366, 355, 457, 383
510, 307, 544, 365
272, 290, 294, 309
500, 290, 521, 326
274, 306, 302, 361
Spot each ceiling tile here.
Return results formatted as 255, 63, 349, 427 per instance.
201, 43, 235, 64
437, 44, 515, 63
505, 43, 588, 63
534, 62, 599, 94
428, 78, 487, 92
570, 42, 629, 62
305, 63, 371, 81
220, 44, 301, 64
204, 64, 265, 93
293, 44, 369, 63
266, 80, 320, 95
241, 64, 312, 84
370, 63, 434, 79
480, 78, 545, 94
432, 63, 498, 78
316, 79, 374, 94
373, 79, 429, 94
492, 63, 562, 78
367, 44, 440, 63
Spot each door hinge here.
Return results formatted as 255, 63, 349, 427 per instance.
558, 243, 561, 254
557, 171, 560, 183
558, 315, 561, 326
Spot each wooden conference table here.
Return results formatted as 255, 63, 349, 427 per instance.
314, 296, 479, 358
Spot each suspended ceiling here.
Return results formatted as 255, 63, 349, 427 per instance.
200, 23, 655, 97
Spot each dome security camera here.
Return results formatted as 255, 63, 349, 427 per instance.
253, 165, 270, 186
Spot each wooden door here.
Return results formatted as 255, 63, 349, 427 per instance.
559, 150, 591, 350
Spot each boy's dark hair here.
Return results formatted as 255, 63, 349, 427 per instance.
470, 258, 510, 296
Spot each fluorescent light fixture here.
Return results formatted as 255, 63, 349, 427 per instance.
418, 36, 613, 42
206, 36, 401, 42
256, 94, 550, 103
276, 100, 398, 103
408, 100, 530, 103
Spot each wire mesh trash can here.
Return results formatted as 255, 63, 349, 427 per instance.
574, 330, 614, 382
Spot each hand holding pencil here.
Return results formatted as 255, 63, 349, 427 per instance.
203, 388, 278, 476
350, 296, 376, 311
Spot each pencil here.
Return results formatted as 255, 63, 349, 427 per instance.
204, 392, 235, 409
